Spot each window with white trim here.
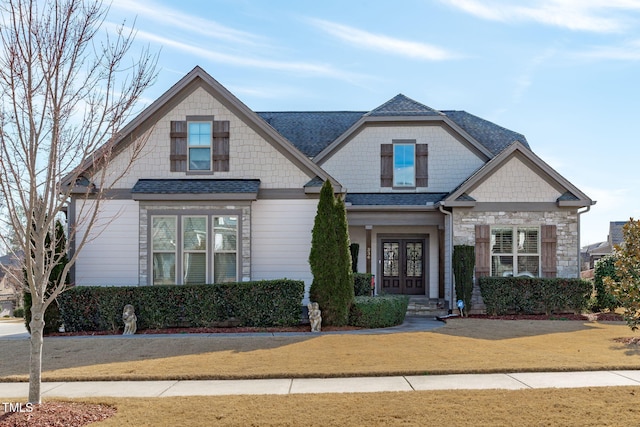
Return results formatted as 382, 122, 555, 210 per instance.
490, 226, 540, 277
188, 121, 212, 171
151, 214, 238, 285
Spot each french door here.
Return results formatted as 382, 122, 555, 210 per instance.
381, 238, 425, 295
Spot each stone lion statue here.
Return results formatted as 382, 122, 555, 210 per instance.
307, 302, 322, 333
122, 304, 137, 335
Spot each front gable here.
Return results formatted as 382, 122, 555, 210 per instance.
72, 67, 339, 192
444, 141, 593, 208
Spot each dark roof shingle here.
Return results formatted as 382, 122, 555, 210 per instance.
132, 179, 260, 194
258, 94, 529, 159
345, 193, 448, 206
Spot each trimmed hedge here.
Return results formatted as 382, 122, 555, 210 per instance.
353, 273, 373, 297
57, 279, 304, 333
479, 277, 591, 316
348, 295, 409, 328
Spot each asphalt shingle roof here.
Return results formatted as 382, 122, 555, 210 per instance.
345, 193, 448, 206
131, 179, 260, 194
257, 94, 529, 159
257, 111, 365, 158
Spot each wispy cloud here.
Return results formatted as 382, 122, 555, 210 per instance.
109, 0, 265, 46
309, 19, 460, 61
131, 27, 368, 81
441, 0, 640, 33
513, 47, 558, 101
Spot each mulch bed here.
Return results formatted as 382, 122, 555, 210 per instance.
0, 402, 116, 427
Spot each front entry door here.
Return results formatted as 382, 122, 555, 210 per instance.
381, 239, 425, 295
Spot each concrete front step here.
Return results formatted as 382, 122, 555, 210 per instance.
406, 297, 449, 318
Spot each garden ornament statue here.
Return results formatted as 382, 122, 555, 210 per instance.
457, 299, 465, 317
308, 302, 322, 332
122, 304, 137, 335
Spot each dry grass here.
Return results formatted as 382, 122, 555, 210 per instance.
1, 318, 640, 381
4, 388, 640, 426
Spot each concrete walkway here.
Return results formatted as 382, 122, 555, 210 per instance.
3, 371, 640, 398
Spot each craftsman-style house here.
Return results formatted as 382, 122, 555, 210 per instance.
68, 66, 593, 311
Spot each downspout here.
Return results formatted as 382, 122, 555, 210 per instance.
577, 204, 593, 278
439, 204, 454, 313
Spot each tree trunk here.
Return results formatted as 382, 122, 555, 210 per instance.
28, 308, 45, 404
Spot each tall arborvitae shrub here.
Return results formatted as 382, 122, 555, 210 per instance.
309, 180, 354, 326
453, 245, 475, 315
24, 220, 69, 333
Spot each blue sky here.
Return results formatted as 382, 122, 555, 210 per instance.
108, 0, 640, 246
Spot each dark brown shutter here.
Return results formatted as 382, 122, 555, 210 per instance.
541, 225, 557, 278
416, 144, 428, 187
212, 120, 230, 172
380, 144, 393, 187
170, 121, 187, 172
475, 225, 491, 280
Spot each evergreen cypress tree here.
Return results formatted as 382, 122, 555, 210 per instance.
309, 180, 353, 325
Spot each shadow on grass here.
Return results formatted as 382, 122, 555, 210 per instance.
0, 334, 318, 378
433, 318, 600, 340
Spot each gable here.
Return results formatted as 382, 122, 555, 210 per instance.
320, 124, 486, 193
444, 141, 593, 208
468, 156, 561, 202
70, 67, 338, 192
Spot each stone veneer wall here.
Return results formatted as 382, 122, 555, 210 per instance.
138, 202, 251, 286
452, 209, 579, 311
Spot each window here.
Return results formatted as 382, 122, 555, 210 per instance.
170, 118, 229, 173
188, 122, 212, 171
151, 214, 238, 285
393, 143, 415, 187
213, 216, 237, 283
491, 226, 540, 277
152, 216, 177, 285
381, 142, 427, 188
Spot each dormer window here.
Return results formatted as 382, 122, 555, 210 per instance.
188, 121, 212, 171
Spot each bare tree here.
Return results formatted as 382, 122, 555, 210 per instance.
0, 0, 157, 403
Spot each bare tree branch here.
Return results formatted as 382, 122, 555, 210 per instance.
0, 0, 157, 403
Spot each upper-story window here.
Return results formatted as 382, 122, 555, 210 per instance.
381, 140, 428, 188
170, 117, 230, 173
393, 143, 415, 187
188, 122, 212, 171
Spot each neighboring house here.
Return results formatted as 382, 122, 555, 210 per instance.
581, 221, 627, 271
0, 252, 23, 316
66, 66, 594, 312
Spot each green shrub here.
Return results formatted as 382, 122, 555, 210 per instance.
593, 255, 619, 312
348, 295, 409, 328
479, 277, 591, 315
353, 273, 373, 296
349, 243, 359, 272
309, 180, 354, 326
453, 245, 475, 313
57, 279, 304, 333
12, 307, 24, 318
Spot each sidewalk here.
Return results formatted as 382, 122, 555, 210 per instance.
3, 371, 640, 398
